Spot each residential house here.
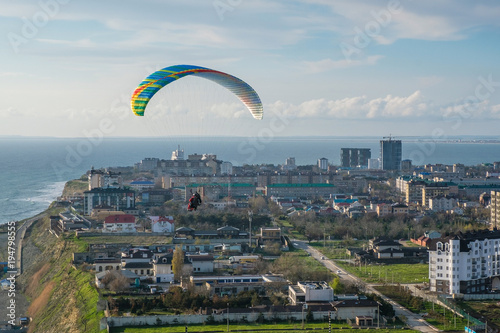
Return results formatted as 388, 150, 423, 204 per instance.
94, 259, 122, 273
288, 281, 334, 305
153, 253, 193, 283
150, 215, 175, 233
187, 254, 214, 274
369, 238, 404, 259
103, 214, 136, 233
121, 248, 154, 278
391, 203, 409, 215
331, 299, 379, 320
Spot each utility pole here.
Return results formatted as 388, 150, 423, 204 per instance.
328, 311, 331, 333
248, 211, 252, 249
302, 304, 307, 329
377, 303, 380, 328
227, 303, 229, 332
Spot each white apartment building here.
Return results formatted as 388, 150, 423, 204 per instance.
428, 229, 500, 295
429, 196, 458, 212
491, 191, 500, 229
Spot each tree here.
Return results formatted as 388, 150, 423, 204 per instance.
249, 196, 267, 213
172, 245, 185, 282
102, 271, 130, 292
306, 308, 314, 322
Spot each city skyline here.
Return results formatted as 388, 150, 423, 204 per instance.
1, 1, 500, 138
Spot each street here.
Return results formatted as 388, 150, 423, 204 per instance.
292, 240, 439, 333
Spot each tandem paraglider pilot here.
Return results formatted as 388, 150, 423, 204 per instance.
187, 192, 202, 211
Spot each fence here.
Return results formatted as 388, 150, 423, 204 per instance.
102, 310, 333, 331
437, 295, 485, 328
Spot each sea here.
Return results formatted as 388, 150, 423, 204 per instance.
1, 136, 500, 225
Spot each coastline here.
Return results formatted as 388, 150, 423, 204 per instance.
0, 180, 68, 328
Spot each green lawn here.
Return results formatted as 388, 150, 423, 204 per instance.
335, 262, 428, 284
310, 241, 366, 260
110, 322, 418, 333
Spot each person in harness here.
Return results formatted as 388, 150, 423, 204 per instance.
187, 192, 202, 211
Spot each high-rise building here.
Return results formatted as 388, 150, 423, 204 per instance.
401, 159, 412, 172
171, 145, 184, 160
317, 157, 328, 171
380, 138, 402, 170
340, 148, 371, 168
221, 161, 233, 175
491, 190, 500, 229
282, 157, 297, 171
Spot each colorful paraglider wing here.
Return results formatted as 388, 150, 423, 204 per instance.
130, 65, 263, 120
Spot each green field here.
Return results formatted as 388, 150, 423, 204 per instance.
110, 322, 417, 333
336, 262, 429, 284
310, 241, 366, 259
308, 241, 429, 284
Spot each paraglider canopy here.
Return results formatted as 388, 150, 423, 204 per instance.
131, 64, 263, 120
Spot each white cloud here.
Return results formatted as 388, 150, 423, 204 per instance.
265, 92, 500, 122
267, 91, 432, 119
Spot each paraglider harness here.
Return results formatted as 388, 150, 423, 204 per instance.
188, 192, 202, 211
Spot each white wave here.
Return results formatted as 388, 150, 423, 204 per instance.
30, 181, 67, 203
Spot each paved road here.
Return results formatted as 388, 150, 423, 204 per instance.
292, 240, 439, 333
15, 213, 46, 275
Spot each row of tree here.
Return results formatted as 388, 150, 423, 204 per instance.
108, 288, 269, 315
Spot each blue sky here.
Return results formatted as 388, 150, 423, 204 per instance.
1, 0, 500, 138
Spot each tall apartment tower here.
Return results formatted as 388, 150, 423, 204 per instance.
318, 157, 328, 171
491, 191, 500, 229
380, 137, 402, 170
340, 148, 371, 168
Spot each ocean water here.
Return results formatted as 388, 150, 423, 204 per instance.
1, 136, 500, 224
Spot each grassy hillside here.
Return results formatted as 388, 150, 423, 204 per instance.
17, 208, 104, 333
62, 179, 89, 198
